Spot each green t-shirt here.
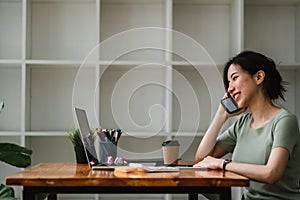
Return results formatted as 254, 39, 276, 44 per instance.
217, 109, 300, 200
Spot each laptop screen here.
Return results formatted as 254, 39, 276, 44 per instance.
74, 107, 99, 167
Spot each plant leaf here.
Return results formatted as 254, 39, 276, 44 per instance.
0, 143, 32, 168
0, 184, 15, 200
68, 127, 83, 147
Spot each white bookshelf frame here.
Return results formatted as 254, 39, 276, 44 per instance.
1, 0, 300, 199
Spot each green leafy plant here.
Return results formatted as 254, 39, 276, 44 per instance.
68, 127, 97, 164
68, 127, 83, 147
68, 127, 96, 147
0, 143, 32, 168
0, 183, 14, 200
0, 101, 32, 199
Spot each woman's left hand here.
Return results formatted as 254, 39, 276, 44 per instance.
193, 156, 224, 170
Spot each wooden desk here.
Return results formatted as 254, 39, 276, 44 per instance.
6, 163, 249, 200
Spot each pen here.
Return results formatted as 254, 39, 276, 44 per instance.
116, 128, 122, 142
110, 129, 115, 141
98, 128, 122, 142
103, 129, 111, 141
113, 132, 118, 142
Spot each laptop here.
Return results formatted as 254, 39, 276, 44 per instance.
74, 107, 116, 170
74, 107, 202, 171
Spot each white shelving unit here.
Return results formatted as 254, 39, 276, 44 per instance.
1, 0, 300, 199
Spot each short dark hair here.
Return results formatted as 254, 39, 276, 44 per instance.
223, 51, 286, 101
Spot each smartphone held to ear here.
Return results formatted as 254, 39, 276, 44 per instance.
221, 96, 241, 114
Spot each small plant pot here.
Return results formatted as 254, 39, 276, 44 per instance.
74, 146, 88, 164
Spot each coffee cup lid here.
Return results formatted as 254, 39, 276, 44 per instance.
162, 140, 179, 146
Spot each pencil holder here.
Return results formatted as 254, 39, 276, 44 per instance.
99, 141, 117, 165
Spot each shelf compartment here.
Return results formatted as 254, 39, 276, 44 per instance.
277, 69, 297, 113
118, 135, 165, 159
28, 136, 74, 165
171, 131, 205, 137
29, 65, 96, 131
100, 0, 167, 62
172, 66, 212, 133
0, 135, 21, 144
0, 67, 22, 131
245, 0, 300, 64
0, 0, 22, 59
28, 0, 97, 60
99, 64, 167, 132
173, 135, 202, 161
173, 0, 234, 64
118, 135, 203, 161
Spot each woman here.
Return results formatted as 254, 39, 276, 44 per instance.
194, 51, 300, 199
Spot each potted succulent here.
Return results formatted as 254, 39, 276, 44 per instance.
0, 100, 32, 200
68, 127, 88, 164
68, 128, 97, 164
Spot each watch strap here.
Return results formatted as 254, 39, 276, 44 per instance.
222, 159, 232, 171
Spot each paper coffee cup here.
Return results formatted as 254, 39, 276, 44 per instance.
162, 140, 180, 165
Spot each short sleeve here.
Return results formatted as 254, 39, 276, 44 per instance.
273, 114, 300, 155
217, 112, 252, 153
216, 123, 237, 153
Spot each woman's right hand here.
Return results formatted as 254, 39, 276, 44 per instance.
218, 93, 247, 120
218, 102, 247, 120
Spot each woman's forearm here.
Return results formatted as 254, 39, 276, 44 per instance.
226, 147, 289, 184
195, 107, 227, 162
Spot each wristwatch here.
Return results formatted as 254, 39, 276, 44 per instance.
222, 159, 232, 171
